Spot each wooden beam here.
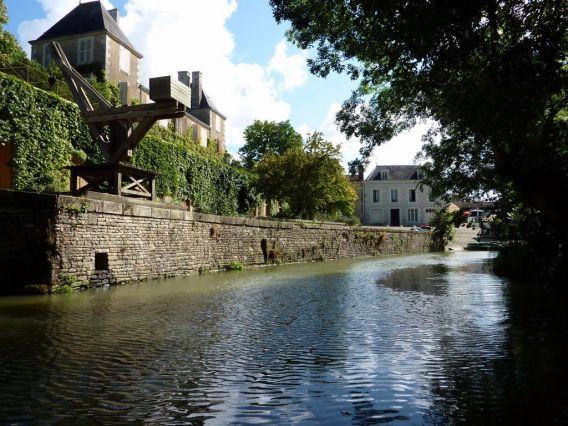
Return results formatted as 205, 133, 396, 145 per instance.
109, 117, 157, 164
150, 76, 192, 107
83, 103, 184, 124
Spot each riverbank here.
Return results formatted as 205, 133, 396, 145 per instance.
0, 189, 433, 293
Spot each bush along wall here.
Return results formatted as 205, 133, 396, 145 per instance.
0, 72, 92, 192
133, 127, 258, 216
1, 72, 258, 215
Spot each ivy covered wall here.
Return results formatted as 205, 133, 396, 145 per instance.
0, 72, 257, 215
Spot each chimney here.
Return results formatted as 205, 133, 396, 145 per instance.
177, 71, 190, 87
108, 8, 119, 24
191, 71, 202, 109
358, 165, 364, 181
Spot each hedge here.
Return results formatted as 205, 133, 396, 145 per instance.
0, 71, 257, 215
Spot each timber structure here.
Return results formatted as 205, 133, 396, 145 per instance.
50, 41, 191, 199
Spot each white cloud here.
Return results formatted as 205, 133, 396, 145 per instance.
17, 0, 310, 154
268, 40, 308, 91
312, 102, 430, 173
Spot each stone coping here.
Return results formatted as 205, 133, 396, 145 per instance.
0, 189, 425, 233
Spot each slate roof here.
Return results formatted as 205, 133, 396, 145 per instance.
31, 1, 142, 58
366, 165, 421, 181
190, 92, 226, 120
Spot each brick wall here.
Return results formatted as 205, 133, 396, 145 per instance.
0, 190, 433, 292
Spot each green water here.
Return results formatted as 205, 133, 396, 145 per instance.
1, 251, 567, 424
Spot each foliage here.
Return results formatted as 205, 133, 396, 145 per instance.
225, 261, 244, 271
0, 0, 26, 67
133, 126, 259, 215
271, 0, 568, 284
430, 209, 456, 251
239, 120, 303, 168
255, 132, 357, 219
0, 72, 92, 192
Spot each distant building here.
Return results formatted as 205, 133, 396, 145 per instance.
29, 1, 144, 102
360, 165, 441, 226
28, 1, 226, 154
175, 71, 226, 153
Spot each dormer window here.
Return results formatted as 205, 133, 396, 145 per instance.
77, 37, 93, 64
381, 171, 388, 180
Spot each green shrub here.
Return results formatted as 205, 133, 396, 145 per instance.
430, 209, 456, 250
225, 261, 244, 271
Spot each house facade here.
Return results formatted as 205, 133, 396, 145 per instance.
175, 71, 226, 153
29, 2, 143, 102
28, 1, 226, 154
360, 165, 441, 226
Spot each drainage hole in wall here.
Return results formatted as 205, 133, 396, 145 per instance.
95, 252, 109, 271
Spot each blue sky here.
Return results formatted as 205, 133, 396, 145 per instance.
4, 0, 426, 170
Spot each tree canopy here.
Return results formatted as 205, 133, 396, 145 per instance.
239, 120, 303, 168
0, 0, 28, 66
255, 132, 357, 219
271, 0, 568, 283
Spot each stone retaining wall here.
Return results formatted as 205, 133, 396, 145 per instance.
0, 190, 433, 292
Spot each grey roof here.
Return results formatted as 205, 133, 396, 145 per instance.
31, 1, 142, 58
366, 165, 420, 181
191, 91, 226, 120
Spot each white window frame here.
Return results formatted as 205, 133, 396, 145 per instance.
119, 45, 130, 74
42, 43, 51, 68
380, 171, 388, 180
409, 189, 416, 202
407, 208, 419, 223
77, 37, 94, 65
214, 114, 221, 133
372, 189, 380, 203
391, 189, 398, 202
200, 127, 208, 147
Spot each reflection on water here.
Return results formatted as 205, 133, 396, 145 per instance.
1, 251, 567, 424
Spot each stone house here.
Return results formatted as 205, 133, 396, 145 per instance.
359, 165, 441, 226
175, 71, 226, 153
29, 1, 145, 103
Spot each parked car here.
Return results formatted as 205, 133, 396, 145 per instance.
420, 224, 433, 230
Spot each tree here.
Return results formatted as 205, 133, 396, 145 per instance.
0, 0, 27, 66
255, 132, 357, 219
271, 0, 568, 282
239, 120, 303, 168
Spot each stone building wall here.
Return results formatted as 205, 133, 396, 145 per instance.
0, 190, 433, 293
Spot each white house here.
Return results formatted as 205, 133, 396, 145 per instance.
360, 165, 441, 226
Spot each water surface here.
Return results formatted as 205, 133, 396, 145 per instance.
1, 252, 567, 424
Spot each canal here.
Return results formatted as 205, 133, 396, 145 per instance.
1, 251, 567, 424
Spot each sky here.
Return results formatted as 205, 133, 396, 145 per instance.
3, 0, 427, 172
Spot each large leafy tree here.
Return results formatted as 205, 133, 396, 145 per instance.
239, 120, 303, 168
255, 132, 357, 219
0, 0, 27, 66
271, 0, 568, 273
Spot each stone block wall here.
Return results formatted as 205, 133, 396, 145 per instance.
0, 190, 433, 292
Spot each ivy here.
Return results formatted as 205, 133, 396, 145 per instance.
133, 127, 258, 216
1, 72, 258, 215
0, 72, 92, 192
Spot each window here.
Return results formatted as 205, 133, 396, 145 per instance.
425, 208, 435, 213
391, 189, 398, 202
42, 43, 51, 67
215, 115, 221, 133
378, 170, 388, 180
407, 208, 418, 223
409, 189, 416, 202
200, 127, 208, 147
77, 37, 93, 64
119, 46, 130, 73
372, 189, 380, 203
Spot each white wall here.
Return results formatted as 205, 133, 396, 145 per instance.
361, 180, 441, 226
